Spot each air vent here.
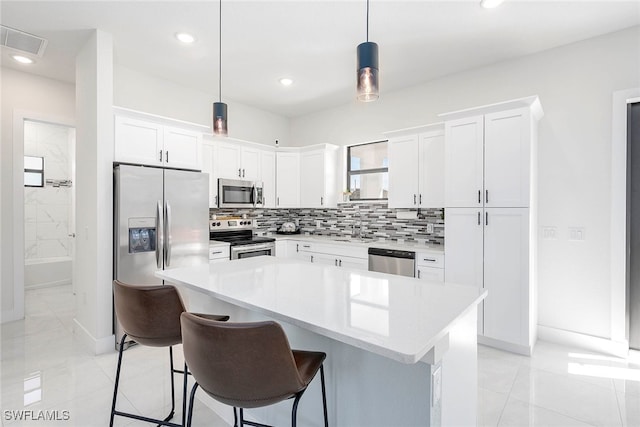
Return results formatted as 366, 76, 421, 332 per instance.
1, 25, 47, 57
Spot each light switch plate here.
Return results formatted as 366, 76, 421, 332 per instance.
541, 226, 558, 240
569, 227, 586, 241
426, 224, 434, 233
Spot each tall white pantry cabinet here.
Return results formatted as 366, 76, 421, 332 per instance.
442, 96, 543, 355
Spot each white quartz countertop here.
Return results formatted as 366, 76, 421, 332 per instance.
272, 234, 444, 254
157, 257, 484, 364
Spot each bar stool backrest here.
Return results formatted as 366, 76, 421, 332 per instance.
113, 280, 185, 347
181, 313, 306, 409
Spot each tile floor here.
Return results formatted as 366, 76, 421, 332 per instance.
2, 284, 640, 426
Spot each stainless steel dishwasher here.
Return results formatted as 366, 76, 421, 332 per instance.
368, 248, 416, 277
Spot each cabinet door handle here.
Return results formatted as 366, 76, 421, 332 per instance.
423, 258, 436, 262
335, 259, 338, 266
296, 243, 299, 252
210, 250, 223, 255
302, 245, 311, 248
242, 169, 245, 178
339, 259, 342, 267
486, 190, 488, 204
419, 194, 422, 205
478, 190, 481, 204
321, 197, 323, 205
238, 168, 241, 177
486, 212, 488, 226
477, 211, 481, 225
159, 150, 163, 162
277, 197, 280, 206
418, 270, 421, 279
311, 255, 314, 263
414, 194, 417, 205
166, 151, 169, 163
215, 195, 218, 206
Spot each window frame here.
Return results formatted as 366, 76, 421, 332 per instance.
24, 155, 45, 188
346, 140, 389, 201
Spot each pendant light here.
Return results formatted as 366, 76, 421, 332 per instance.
213, 0, 228, 136
356, 0, 379, 102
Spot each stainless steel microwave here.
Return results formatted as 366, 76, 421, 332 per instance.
218, 178, 264, 208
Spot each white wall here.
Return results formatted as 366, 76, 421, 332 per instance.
73, 29, 114, 353
290, 27, 640, 342
113, 65, 291, 147
1, 67, 75, 322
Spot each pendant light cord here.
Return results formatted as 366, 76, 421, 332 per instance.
366, 0, 369, 42
219, 0, 222, 103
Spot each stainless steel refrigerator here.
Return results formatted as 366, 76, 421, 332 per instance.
113, 164, 209, 349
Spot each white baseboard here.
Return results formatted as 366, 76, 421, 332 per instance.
478, 335, 532, 356
72, 318, 115, 355
1, 308, 21, 324
538, 325, 629, 358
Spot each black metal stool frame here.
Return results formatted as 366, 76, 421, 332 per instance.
109, 333, 191, 427
185, 364, 328, 427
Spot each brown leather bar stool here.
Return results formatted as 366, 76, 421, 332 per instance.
110, 280, 229, 427
180, 313, 329, 427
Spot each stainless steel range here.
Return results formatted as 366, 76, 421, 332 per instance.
210, 216, 276, 259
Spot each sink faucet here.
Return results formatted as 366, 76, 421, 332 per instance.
351, 212, 364, 238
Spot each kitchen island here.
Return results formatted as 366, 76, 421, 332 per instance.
157, 257, 485, 427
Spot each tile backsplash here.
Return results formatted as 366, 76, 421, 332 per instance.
211, 203, 444, 245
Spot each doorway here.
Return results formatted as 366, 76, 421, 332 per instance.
21, 119, 76, 318
628, 101, 640, 349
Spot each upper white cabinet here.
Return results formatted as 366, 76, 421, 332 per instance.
386, 124, 445, 208
276, 151, 300, 208
114, 111, 204, 171
217, 142, 262, 181
299, 145, 339, 208
261, 151, 276, 208
444, 101, 539, 208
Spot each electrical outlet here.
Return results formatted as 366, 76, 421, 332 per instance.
431, 365, 442, 406
426, 224, 434, 233
569, 227, 586, 241
316, 220, 322, 228
542, 226, 557, 240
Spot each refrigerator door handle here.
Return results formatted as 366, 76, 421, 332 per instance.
156, 200, 163, 269
165, 201, 172, 267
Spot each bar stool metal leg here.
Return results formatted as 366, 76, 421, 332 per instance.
109, 334, 127, 427
320, 365, 328, 427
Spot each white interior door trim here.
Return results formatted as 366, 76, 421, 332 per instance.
611, 88, 640, 345
7, 109, 74, 323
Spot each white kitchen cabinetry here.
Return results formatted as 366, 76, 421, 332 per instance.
114, 113, 203, 170
441, 96, 543, 355
261, 151, 276, 208
276, 151, 300, 208
217, 142, 262, 181
293, 241, 368, 271
415, 252, 445, 282
299, 145, 339, 208
444, 104, 536, 208
386, 124, 445, 208
202, 140, 218, 207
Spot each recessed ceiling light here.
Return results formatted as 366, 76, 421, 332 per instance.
175, 32, 195, 44
480, 0, 506, 8
279, 78, 293, 86
11, 54, 34, 64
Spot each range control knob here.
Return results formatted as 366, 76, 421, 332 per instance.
216, 222, 221, 226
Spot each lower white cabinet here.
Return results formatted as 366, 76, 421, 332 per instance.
290, 240, 368, 271
416, 252, 445, 282
445, 207, 534, 354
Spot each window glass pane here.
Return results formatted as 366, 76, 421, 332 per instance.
24, 156, 43, 170
25, 172, 43, 187
349, 172, 388, 200
349, 142, 388, 171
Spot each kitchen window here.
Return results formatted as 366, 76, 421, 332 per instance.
24, 156, 44, 187
347, 140, 388, 201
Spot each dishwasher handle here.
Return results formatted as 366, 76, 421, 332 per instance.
367, 247, 415, 259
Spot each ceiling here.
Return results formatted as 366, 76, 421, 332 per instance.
1, 1, 639, 118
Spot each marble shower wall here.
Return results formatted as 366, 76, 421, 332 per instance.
24, 121, 73, 260
211, 204, 444, 245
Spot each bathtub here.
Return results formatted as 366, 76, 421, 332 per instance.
24, 257, 72, 289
